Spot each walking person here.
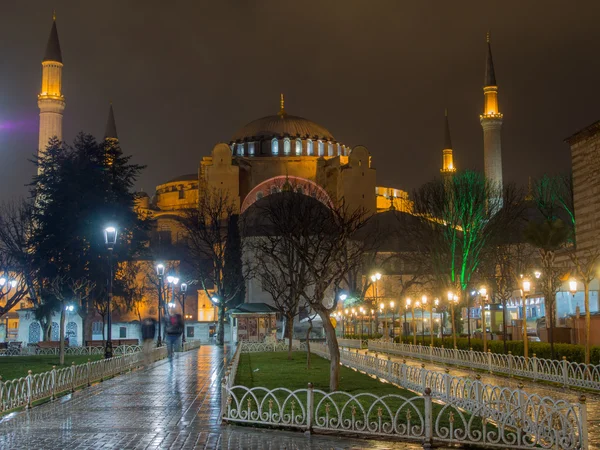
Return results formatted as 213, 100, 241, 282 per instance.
165, 313, 183, 361
141, 317, 157, 367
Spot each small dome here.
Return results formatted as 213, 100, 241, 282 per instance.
231, 114, 334, 142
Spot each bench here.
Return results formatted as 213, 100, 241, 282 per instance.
85, 339, 139, 347
37, 341, 62, 349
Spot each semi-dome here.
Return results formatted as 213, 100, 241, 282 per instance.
231, 114, 334, 142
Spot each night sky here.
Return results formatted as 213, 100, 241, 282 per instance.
0, 1, 598, 201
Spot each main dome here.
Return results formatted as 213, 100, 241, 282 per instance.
231, 114, 334, 142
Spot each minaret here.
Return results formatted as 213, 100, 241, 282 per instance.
479, 32, 503, 195
440, 109, 456, 176
104, 103, 118, 141
38, 12, 65, 160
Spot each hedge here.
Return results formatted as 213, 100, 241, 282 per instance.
391, 336, 600, 365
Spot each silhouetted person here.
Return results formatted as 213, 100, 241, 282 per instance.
165, 314, 183, 361
141, 317, 157, 367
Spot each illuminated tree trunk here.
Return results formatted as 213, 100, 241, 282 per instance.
320, 310, 340, 391
584, 280, 591, 365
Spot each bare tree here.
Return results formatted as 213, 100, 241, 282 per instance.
180, 186, 250, 345
115, 261, 151, 323
252, 190, 370, 391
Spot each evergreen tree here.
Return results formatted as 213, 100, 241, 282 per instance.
223, 214, 245, 308
30, 133, 148, 348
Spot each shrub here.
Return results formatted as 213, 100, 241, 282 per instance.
392, 336, 600, 365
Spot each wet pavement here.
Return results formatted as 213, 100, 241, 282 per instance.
0, 346, 423, 449
364, 347, 600, 449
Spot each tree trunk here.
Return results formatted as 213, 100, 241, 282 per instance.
101, 315, 106, 342
547, 290, 555, 359
42, 319, 51, 341
286, 312, 294, 360
584, 281, 591, 365
502, 298, 508, 353
217, 305, 225, 346
59, 305, 66, 365
306, 320, 313, 369
319, 310, 339, 391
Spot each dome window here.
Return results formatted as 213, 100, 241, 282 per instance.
318, 140, 324, 157
248, 142, 255, 156
295, 138, 302, 156
271, 138, 279, 155
283, 138, 291, 155
327, 142, 334, 157
236, 143, 244, 156
307, 139, 313, 156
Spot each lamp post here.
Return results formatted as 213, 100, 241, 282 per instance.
522, 279, 531, 359
448, 291, 458, 349
479, 286, 489, 352
390, 301, 395, 339
406, 298, 415, 345
359, 307, 365, 340
415, 299, 421, 346
156, 263, 165, 346
103, 226, 117, 359
371, 272, 381, 334
432, 298, 439, 346
421, 295, 428, 345
180, 283, 188, 343
343, 309, 348, 337
211, 295, 220, 342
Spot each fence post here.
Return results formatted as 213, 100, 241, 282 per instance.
508, 351, 513, 377
26, 370, 32, 409
87, 359, 91, 386
306, 382, 314, 433
387, 357, 392, 380
220, 377, 228, 421
423, 387, 433, 448
487, 349, 492, 374
562, 356, 569, 388
444, 368, 451, 400
421, 364, 427, 391
532, 353, 538, 381
71, 362, 76, 392
469, 347, 473, 367
430, 344, 433, 363
51, 366, 56, 400
474, 374, 482, 410
578, 395, 588, 450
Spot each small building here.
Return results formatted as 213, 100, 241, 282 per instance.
229, 303, 278, 343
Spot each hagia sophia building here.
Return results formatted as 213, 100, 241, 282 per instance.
7, 16, 504, 345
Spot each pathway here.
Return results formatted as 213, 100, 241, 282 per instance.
0, 346, 422, 450
363, 348, 600, 449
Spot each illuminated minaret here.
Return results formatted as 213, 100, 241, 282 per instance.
440, 109, 456, 177
479, 32, 503, 194
38, 13, 65, 160
104, 103, 118, 141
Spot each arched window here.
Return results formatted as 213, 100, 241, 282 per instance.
271, 138, 279, 155
307, 139, 313, 156
295, 138, 302, 156
256, 191, 264, 200
28, 322, 41, 344
229, 143, 235, 154
318, 140, 324, 156
248, 142, 255, 156
336, 143, 341, 156
283, 138, 291, 155
236, 143, 244, 156
327, 142, 334, 156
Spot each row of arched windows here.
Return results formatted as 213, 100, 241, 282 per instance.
232, 139, 350, 157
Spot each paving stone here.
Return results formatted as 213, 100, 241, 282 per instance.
0, 346, 421, 449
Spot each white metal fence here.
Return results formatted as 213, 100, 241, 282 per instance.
221, 341, 588, 449
369, 340, 600, 392
0, 339, 201, 413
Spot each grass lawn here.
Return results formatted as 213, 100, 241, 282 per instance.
0, 355, 103, 381
232, 351, 483, 432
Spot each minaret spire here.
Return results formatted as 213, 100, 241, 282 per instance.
104, 103, 118, 140
38, 13, 65, 169
441, 109, 456, 175
480, 32, 503, 205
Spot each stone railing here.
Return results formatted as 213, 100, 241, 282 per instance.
238, 340, 306, 353
337, 338, 367, 349
309, 343, 587, 450
13, 345, 143, 356
369, 340, 600, 392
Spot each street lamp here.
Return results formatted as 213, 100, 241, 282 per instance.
104, 225, 117, 359
448, 291, 459, 349
433, 298, 439, 346
415, 299, 421, 346
421, 295, 428, 345
180, 283, 188, 343
156, 263, 165, 346
569, 279, 577, 298
522, 279, 531, 359
167, 275, 179, 310
389, 301, 395, 339
479, 286, 489, 352
371, 272, 381, 334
